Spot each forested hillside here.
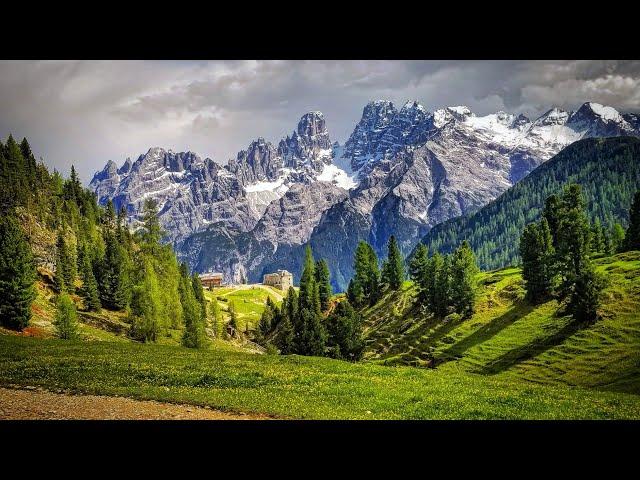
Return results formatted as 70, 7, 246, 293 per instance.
420, 137, 640, 270
0, 135, 208, 347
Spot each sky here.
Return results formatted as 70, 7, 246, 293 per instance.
1, 60, 640, 184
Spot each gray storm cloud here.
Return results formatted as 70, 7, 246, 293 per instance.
1, 60, 639, 183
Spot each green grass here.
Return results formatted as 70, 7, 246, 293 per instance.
206, 285, 283, 331
1, 334, 639, 419
362, 252, 640, 395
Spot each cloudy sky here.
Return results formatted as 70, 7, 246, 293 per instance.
1, 60, 640, 183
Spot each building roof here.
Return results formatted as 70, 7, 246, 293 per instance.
199, 272, 224, 281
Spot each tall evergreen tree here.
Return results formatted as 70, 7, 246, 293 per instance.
191, 272, 207, 323
381, 235, 405, 291
567, 259, 605, 323
433, 253, 450, 318
449, 241, 479, 317
141, 198, 162, 255
409, 243, 429, 305
129, 259, 162, 342
55, 231, 75, 292
54, 293, 79, 340
99, 230, 130, 310
315, 259, 332, 312
326, 299, 364, 360
556, 184, 592, 298
624, 190, 640, 251
295, 245, 326, 355
612, 223, 626, 253
520, 219, 555, 303
210, 296, 223, 338
78, 242, 101, 312
0, 216, 36, 330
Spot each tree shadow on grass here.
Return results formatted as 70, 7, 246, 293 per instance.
437, 302, 537, 364
476, 317, 585, 375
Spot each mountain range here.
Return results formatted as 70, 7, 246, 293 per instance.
90, 100, 640, 290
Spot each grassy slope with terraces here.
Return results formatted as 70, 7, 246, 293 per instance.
361, 251, 640, 395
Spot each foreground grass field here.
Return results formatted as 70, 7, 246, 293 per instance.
1, 334, 639, 419
362, 252, 640, 395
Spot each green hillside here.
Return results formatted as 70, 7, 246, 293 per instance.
361, 251, 640, 395
421, 137, 640, 270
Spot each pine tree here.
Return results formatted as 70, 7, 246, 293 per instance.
612, 223, 626, 253
78, 243, 101, 312
0, 215, 36, 330
326, 299, 363, 360
315, 259, 332, 312
432, 252, 450, 317
351, 241, 381, 306
191, 272, 207, 323
179, 264, 205, 348
520, 219, 555, 303
590, 218, 605, 254
449, 241, 479, 317
542, 193, 562, 247
295, 245, 326, 355
54, 231, 74, 292
141, 198, 162, 255
567, 258, 605, 323
54, 293, 79, 340
381, 235, 405, 291
624, 190, 640, 251
129, 259, 162, 342
409, 243, 429, 305
556, 184, 592, 298
346, 278, 364, 307
99, 230, 130, 310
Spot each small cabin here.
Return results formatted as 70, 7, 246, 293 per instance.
263, 269, 293, 291
199, 272, 224, 289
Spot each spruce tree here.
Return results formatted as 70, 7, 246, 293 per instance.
54, 293, 79, 340
542, 193, 562, 247
315, 259, 332, 312
520, 219, 555, 303
179, 263, 205, 348
567, 259, 605, 323
612, 223, 626, 253
624, 190, 640, 251
0, 215, 36, 330
295, 245, 326, 355
78, 243, 101, 312
409, 243, 429, 305
449, 241, 479, 317
326, 299, 363, 360
55, 231, 71, 293
130, 259, 162, 342
381, 235, 405, 291
191, 272, 207, 323
556, 184, 592, 298
352, 241, 380, 307
433, 253, 450, 317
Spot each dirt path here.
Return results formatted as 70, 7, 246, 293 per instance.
0, 386, 271, 420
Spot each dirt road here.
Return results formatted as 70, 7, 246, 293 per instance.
0, 386, 271, 420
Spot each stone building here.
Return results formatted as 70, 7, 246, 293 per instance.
263, 270, 293, 291
199, 272, 224, 289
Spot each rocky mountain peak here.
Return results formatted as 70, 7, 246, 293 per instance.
534, 107, 570, 126
297, 111, 327, 138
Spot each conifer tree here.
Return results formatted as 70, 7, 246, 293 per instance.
55, 231, 74, 292
54, 293, 79, 340
590, 218, 605, 254
178, 263, 205, 348
567, 259, 605, 323
520, 219, 555, 303
130, 259, 162, 342
141, 198, 162, 255
191, 272, 207, 323
99, 230, 130, 310
78, 243, 101, 312
449, 241, 479, 317
346, 278, 364, 307
612, 223, 626, 253
315, 259, 332, 312
542, 193, 562, 248
326, 299, 363, 360
433, 253, 450, 317
381, 235, 405, 291
0, 216, 36, 330
296, 245, 326, 355
409, 243, 429, 305
624, 190, 640, 251
556, 184, 592, 298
